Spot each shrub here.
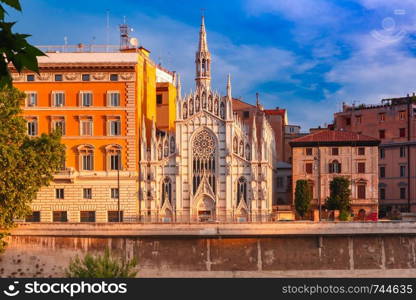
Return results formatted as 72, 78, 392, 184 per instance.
66, 248, 138, 278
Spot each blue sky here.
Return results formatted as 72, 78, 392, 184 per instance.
8, 0, 416, 130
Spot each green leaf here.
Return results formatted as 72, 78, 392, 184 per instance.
0, 0, 21, 12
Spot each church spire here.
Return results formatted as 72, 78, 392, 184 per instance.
198, 15, 208, 52
195, 15, 211, 90
226, 74, 231, 99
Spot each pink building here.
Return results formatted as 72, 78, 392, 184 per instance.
334, 96, 416, 215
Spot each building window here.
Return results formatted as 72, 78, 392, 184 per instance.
331, 148, 339, 155
83, 188, 92, 199
329, 160, 341, 173
399, 111, 406, 120
82, 74, 90, 81
26, 92, 37, 107
380, 188, 385, 201
400, 165, 406, 177
192, 129, 216, 194
27, 119, 38, 136
80, 211, 95, 222
156, 94, 163, 105
110, 74, 118, 81
237, 177, 248, 205
107, 92, 120, 106
277, 177, 284, 188
355, 115, 362, 124
305, 163, 313, 174
400, 187, 406, 199
357, 184, 366, 199
243, 111, 250, 119
52, 92, 65, 107
357, 162, 365, 173
78, 145, 94, 171
25, 211, 40, 222
80, 92, 93, 107
26, 74, 35, 81
399, 128, 406, 138
346, 117, 351, 126
55, 74, 63, 81
55, 188, 64, 199
379, 130, 385, 139
161, 177, 172, 206
358, 147, 365, 155
379, 148, 385, 159
380, 166, 385, 178
52, 119, 66, 135
108, 211, 123, 222
82, 153, 93, 171
306, 148, 313, 156
53, 211, 67, 222
106, 145, 122, 171
379, 113, 385, 122
111, 188, 119, 199
109, 120, 121, 136
400, 146, 406, 158
80, 119, 93, 136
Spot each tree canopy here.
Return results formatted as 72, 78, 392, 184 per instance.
325, 176, 351, 213
0, 0, 45, 87
295, 179, 312, 218
0, 87, 65, 231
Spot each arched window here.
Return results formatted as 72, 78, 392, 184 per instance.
78, 144, 94, 171
239, 140, 244, 156
220, 102, 225, 119
237, 177, 247, 205
161, 177, 172, 206
329, 160, 341, 173
105, 144, 122, 170
208, 95, 213, 112
189, 98, 194, 115
202, 59, 206, 74
233, 137, 238, 153
214, 98, 219, 115
158, 144, 162, 160
183, 103, 188, 119
195, 96, 200, 112
192, 129, 216, 194
202, 92, 207, 109
170, 136, 175, 154
164, 139, 169, 157
245, 144, 250, 160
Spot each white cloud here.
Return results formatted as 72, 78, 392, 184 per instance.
325, 33, 416, 106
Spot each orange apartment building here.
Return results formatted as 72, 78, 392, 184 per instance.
334, 96, 416, 215
11, 47, 176, 223
290, 130, 380, 216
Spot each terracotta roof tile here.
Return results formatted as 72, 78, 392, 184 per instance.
291, 130, 379, 143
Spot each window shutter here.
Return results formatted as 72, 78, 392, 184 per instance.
106, 92, 110, 106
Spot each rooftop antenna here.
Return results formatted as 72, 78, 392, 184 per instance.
119, 18, 130, 50
106, 9, 110, 52
63, 36, 68, 52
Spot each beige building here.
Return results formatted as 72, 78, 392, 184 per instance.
334, 96, 416, 215
290, 130, 380, 216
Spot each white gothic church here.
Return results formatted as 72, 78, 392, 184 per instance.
139, 16, 277, 222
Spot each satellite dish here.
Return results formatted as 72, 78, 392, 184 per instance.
129, 37, 138, 48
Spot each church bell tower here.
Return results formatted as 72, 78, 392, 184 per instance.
195, 15, 211, 90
